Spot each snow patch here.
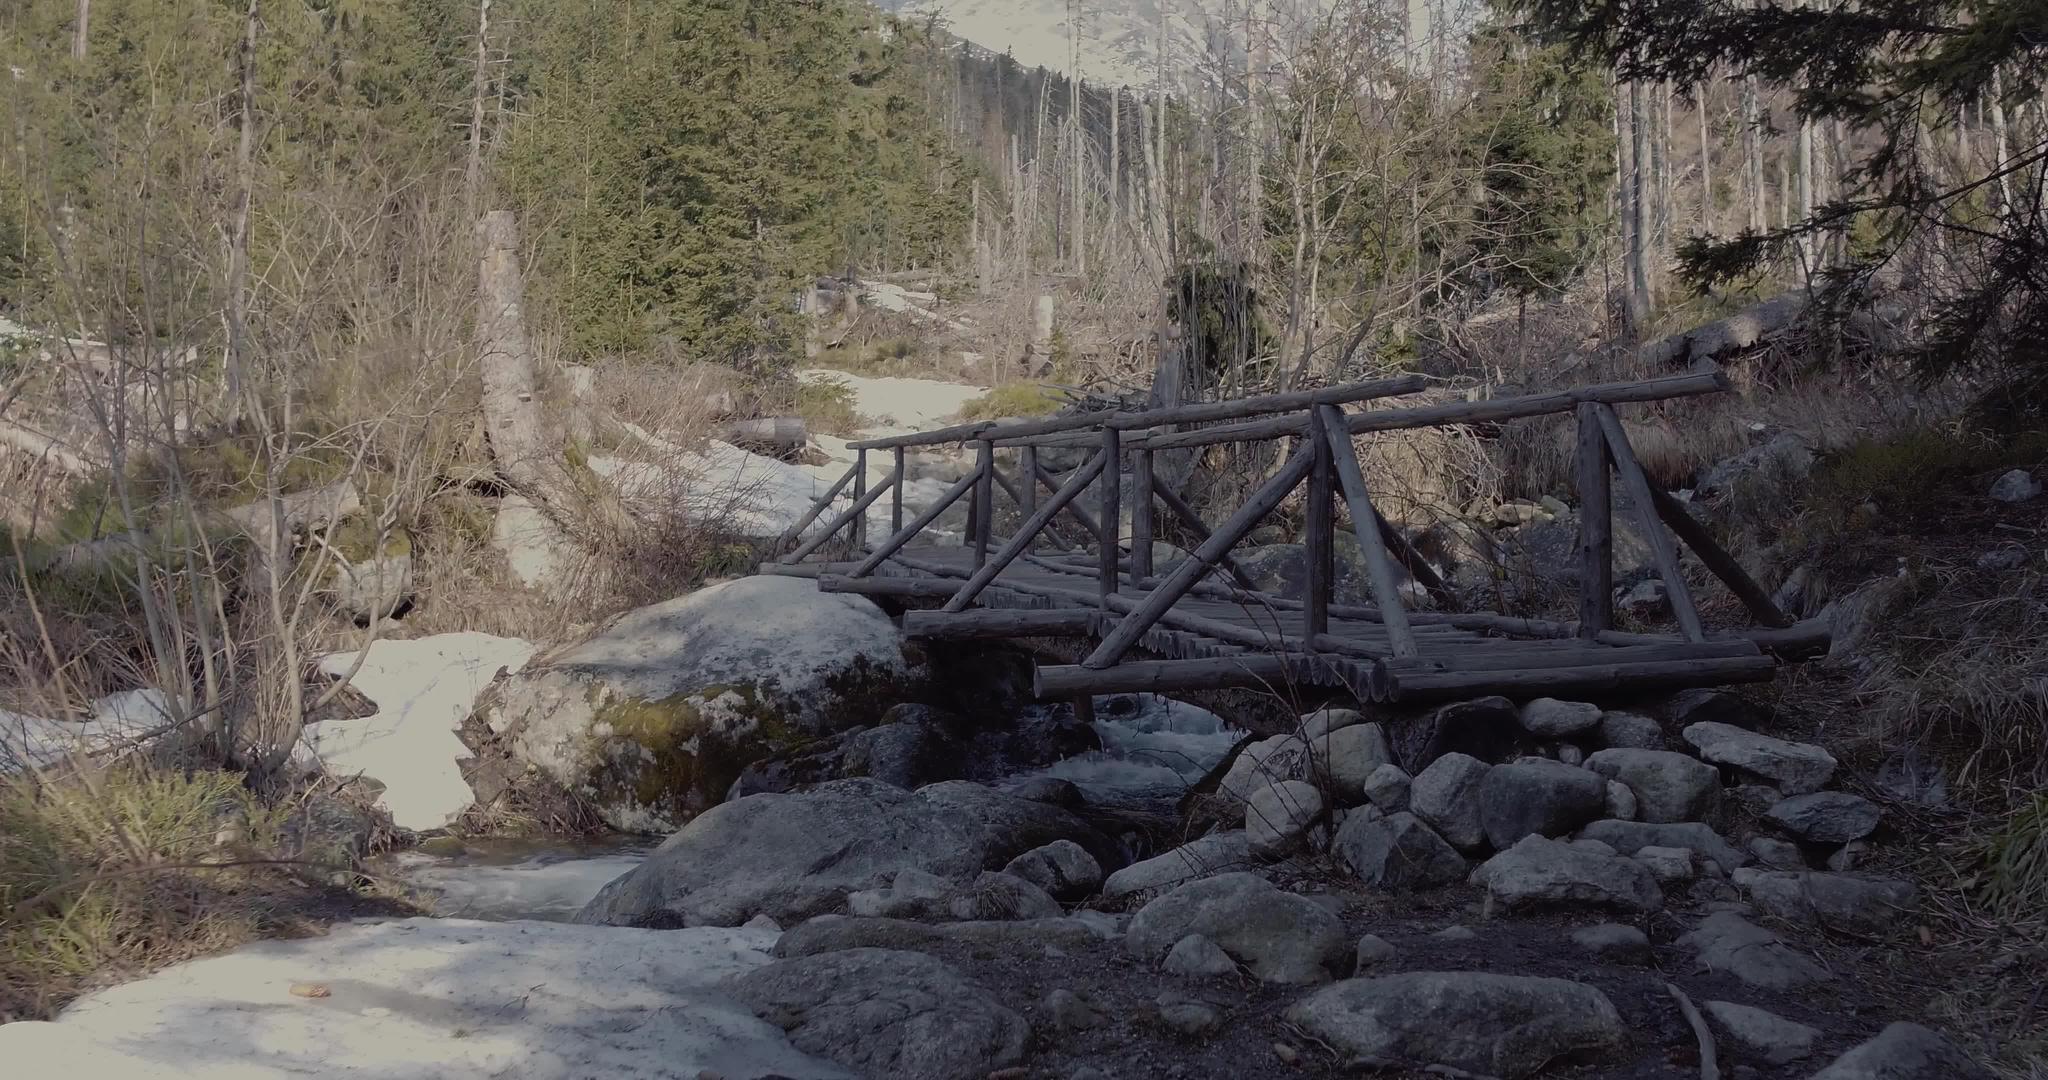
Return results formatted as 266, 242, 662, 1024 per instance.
0, 918, 850, 1079
0, 689, 174, 772
301, 633, 537, 831
798, 368, 985, 434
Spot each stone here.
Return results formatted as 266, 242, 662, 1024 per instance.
1312, 721, 1396, 803
478, 577, 922, 832
1731, 869, 1919, 933
1572, 837, 1619, 856
1362, 763, 1412, 813
1005, 776, 1086, 809
1605, 781, 1639, 821
1677, 912, 1831, 989
576, 779, 1115, 928
1584, 748, 1722, 824
1570, 923, 1651, 964
1284, 972, 1627, 1079
1154, 992, 1224, 1038
1101, 831, 1254, 900
1578, 820, 1749, 875
1732, 784, 1785, 814
948, 871, 1062, 921
1827, 840, 1870, 872
1977, 545, 2031, 571
1002, 839, 1103, 901
1670, 688, 1770, 730
1245, 779, 1327, 858
1125, 872, 1347, 985
1616, 577, 1669, 617
1410, 753, 1492, 850
1809, 1022, 1994, 1080
773, 916, 1107, 958
1556, 744, 1586, 766
742, 912, 782, 933
1766, 791, 1883, 843
732, 703, 1098, 801
1431, 926, 1478, 942
1682, 721, 1837, 794
1633, 845, 1698, 883
1875, 748, 1949, 808
1216, 734, 1310, 803
1749, 837, 1807, 870
1163, 933, 1239, 977
1990, 468, 2042, 503
1520, 698, 1603, 738
1039, 988, 1105, 1033
846, 867, 954, 919
1473, 835, 1664, 912
1335, 812, 1469, 890
329, 550, 414, 622
1478, 759, 1608, 848
1353, 934, 1396, 972
1299, 707, 1365, 741
1597, 711, 1665, 750
1703, 1001, 1821, 1065
1411, 696, 1525, 766
728, 947, 1026, 1079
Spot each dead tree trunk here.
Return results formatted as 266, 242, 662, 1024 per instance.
72, 0, 89, 60
477, 210, 565, 505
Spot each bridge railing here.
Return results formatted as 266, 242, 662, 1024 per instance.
774, 368, 1799, 677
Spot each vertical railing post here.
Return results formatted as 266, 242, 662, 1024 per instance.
1304, 409, 1333, 643
891, 446, 905, 535
1019, 446, 1039, 551
1131, 447, 1155, 580
1574, 402, 1612, 639
852, 448, 868, 552
972, 439, 994, 569
1098, 425, 1121, 606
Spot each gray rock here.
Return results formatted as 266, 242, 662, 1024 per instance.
1809, 1022, 1994, 1080
1748, 836, 1808, 870
1126, 872, 1347, 984
576, 779, 1114, 928
1990, 468, 2042, 503
1682, 722, 1838, 794
1633, 845, 1698, 883
1163, 933, 1239, 977
1677, 912, 1831, 989
846, 867, 955, 919
1284, 972, 1627, 1079
1570, 923, 1651, 964
1732, 783, 1785, 814
1584, 748, 1722, 824
1473, 835, 1664, 912
1616, 577, 1670, 618
1432, 926, 1479, 942
1005, 775, 1087, 809
1703, 1000, 1821, 1065
1002, 839, 1103, 900
1572, 837, 1619, 857
1670, 688, 1770, 731
1556, 744, 1586, 766
1977, 545, 2031, 571
1039, 988, 1106, 1033
1605, 781, 1639, 821
1731, 869, 1919, 933
1410, 696, 1525, 766
1154, 991, 1224, 1038
1217, 734, 1310, 803
1245, 779, 1327, 858
727, 947, 1028, 1080
480, 576, 921, 833
1827, 840, 1870, 872
1299, 707, 1365, 741
1313, 722, 1395, 803
1521, 698, 1603, 737
1101, 831, 1253, 901
1597, 711, 1666, 750
330, 551, 414, 622
1410, 753, 1493, 850
1479, 759, 1608, 848
1353, 933, 1396, 972
1362, 763, 1412, 812
948, 871, 1062, 921
1875, 748, 1948, 808
1766, 791, 1882, 843
1335, 811, 1468, 890
1578, 819, 1749, 875
775, 915, 1106, 958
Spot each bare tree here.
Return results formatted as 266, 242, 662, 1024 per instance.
71, 0, 90, 62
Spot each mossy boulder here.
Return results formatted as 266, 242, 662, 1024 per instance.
476, 576, 922, 833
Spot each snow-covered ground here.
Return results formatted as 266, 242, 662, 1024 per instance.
0, 689, 174, 773
0, 918, 850, 1080
300, 634, 537, 832
797, 368, 985, 436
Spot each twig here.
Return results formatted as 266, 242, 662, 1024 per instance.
1665, 981, 1719, 1080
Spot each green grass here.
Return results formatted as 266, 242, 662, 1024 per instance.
958, 382, 1065, 423
794, 377, 864, 437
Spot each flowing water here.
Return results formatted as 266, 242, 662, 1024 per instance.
390, 693, 1241, 922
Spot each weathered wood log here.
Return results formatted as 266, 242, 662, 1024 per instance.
1385, 639, 1762, 674
1098, 426, 1120, 606
903, 609, 1100, 638
1100, 374, 1426, 431
989, 464, 1073, 551
1594, 403, 1706, 642
1575, 402, 1613, 638
773, 461, 857, 552
851, 447, 868, 552
1647, 485, 1794, 628
1637, 293, 1804, 369
818, 573, 952, 596
1036, 654, 1349, 697
1391, 654, 1776, 701
1148, 474, 1260, 592
0, 418, 102, 474
1304, 408, 1334, 643
781, 465, 897, 564
849, 465, 980, 577
942, 448, 1107, 612
720, 416, 807, 453
1318, 404, 1417, 658
1131, 449, 1155, 579
1034, 459, 1107, 543
971, 440, 994, 568
891, 446, 905, 534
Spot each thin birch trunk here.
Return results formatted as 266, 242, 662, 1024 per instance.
72, 0, 90, 61
1742, 74, 1764, 232
1697, 78, 1714, 233
467, 0, 491, 212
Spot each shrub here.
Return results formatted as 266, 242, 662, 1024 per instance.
794, 377, 864, 436
1979, 792, 2048, 926
958, 382, 1065, 423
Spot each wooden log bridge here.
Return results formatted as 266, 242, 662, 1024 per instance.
761, 370, 1827, 705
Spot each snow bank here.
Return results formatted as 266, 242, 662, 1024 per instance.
1, 689, 174, 772
0, 918, 850, 1079
301, 633, 536, 831
392, 848, 650, 922
798, 368, 985, 434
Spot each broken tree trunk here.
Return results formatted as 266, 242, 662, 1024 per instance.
1637, 293, 1806, 368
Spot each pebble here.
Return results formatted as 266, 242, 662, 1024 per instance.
1272, 1042, 1301, 1065
1432, 926, 1478, 942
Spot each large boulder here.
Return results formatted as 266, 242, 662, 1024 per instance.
1703, 1001, 1822, 1065
1410, 753, 1492, 850
478, 577, 922, 832
1313, 722, 1396, 803
726, 948, 1028, 1080
1216, 734, 1311, 803
1472, 836, 1664, 912
1809, 1022, 1994, 1080
1001, 840, 1103, 901
1245, 779, 1327, 858
575, 779, 1115, 928
1479, 760, 1608, 848
1125, 872, 1347, 984
1765, 791, 1883, 843
1335, 811, 1468, 890
1677, 912, 1830, 990
1731, 869, 1919, 933
1284, 972, 1627, 1079
1101, 831, 1254, 901
1682, 721, 1837, 794
1577, 819, 1748, 875
1584, 749, 1722, 824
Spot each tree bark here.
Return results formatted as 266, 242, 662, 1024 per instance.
1625, 79, 1653, 333
466, 0, 491, 210
476, 210, 564, 506
1697, 78, 1714, 233
71, 0, 89, 61
225, 0, 259, 424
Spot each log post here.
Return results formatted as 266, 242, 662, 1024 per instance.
775, 461, 858, 560
942, 448, 1108, 612
782, 468, 898, 563
1036, 459, 1107, 545
1304, 409, 1334, 644
1020, 446, 1039, 519
1593, 403, 1706, 642
1316, 404, 1417, 658
972, 439, 995, 569
1648, 486, 1794, 628
1098, 426, 1121, 607
1575, 402, 1612, 638
1131, 448, 1155, 580
891, 447, 905, 534
852, 448, 868, 552
850, 465, 980, 577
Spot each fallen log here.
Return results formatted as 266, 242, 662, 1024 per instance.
1638, 294, 1805, 368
